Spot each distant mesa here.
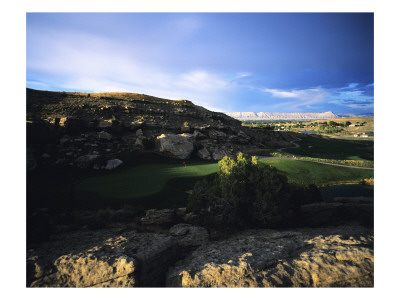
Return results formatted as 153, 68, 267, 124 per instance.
225, 111, 339, 121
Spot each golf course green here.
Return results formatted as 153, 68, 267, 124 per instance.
74, 156, 373, 210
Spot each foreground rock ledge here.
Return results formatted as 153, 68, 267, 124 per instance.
166, 225, 374, 287
27, 225, 373, 287
27, 229, 178, 287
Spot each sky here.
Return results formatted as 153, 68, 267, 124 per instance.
26, 13, 374, 114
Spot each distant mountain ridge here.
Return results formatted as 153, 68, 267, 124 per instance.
225, 111, 339, 121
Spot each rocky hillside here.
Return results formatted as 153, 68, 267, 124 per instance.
26, 88, 293, 170
226, 111, 339, 120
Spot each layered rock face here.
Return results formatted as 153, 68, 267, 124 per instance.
27, 224, 373, 287
166, 225, 373, 287
27, 228, 179, 287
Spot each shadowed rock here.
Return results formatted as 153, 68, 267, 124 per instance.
166, 226, 373, 287
169, 224, 209, 251
155, 133, 194, 159
27, 229, 179, 287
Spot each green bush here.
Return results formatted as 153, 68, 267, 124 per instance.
188, 153, 319, 228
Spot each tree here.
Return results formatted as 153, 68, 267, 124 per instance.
188, 153, 320, 228
329, 121, 338, 127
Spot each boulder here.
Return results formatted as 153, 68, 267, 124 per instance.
166, 225, 374, 287
98, 131, 113, 141
98, 119, 113, 128
140, 209, 177, 226
208, 129, 226, 140
27, 228, 180, 287
211, 147, 231, 160
76, 154, 100, 169
59, 135, 71, 145
136, 129, 143, 137
197, 148, 211, 160
193, 130, 206, 139
181, 126, 191, 133
155, 133, 194, 159
135, 136, 145, 147
105, 159, 123, 170
169, 224, 209, 250
58, 117, 68, 127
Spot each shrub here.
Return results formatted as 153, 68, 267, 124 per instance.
188, 153, 318, 228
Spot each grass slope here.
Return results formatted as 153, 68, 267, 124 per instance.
260, 159, 373, 187
72, 156, 373, 211
76, 161, 218, 200
285, 135, 374, 160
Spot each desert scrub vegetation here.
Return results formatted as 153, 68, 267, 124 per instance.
187, 153, 321, 229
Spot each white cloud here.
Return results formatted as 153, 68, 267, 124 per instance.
27, 27, 232, 111
264, 87, 329, 110
264, 85, 374, 112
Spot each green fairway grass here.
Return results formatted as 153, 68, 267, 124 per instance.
285, 134, 374, 161
74, 159, 218, 210
72, 154, 373, 211
76, 161, 218, 199
260, 159, 373, 186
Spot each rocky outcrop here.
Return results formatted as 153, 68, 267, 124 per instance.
27, 229, 179, 287
140, 209, 177, 226
26, 224, 373, 287
26, 88, 293, 167
98, 131, 113, 140
210, 145, 235, 160
166, 225, 373, 287
105, 159, 123, 170
155, 133, 194, 159
196, 148, 211, 160
76, 154, 100, 169
300, 199, 373, 227
169, 224, 209, 251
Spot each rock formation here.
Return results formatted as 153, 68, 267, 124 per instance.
27, 228, 179, 287
155, 133, 194, 159
27, 225, 373, 287
26, 88, 293, 167
166, 225, 373, 287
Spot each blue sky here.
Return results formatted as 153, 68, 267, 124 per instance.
26, 13, 374, 114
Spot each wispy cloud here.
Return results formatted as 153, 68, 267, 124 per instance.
264, 87, 330, 110
26, 27, 233, 111
263, 84, 374, 112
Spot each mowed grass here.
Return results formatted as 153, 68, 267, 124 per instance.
74, 159, 218, 210
260, 159, 373, 187
73, 155, 374, 212
285, 134, 374, 160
